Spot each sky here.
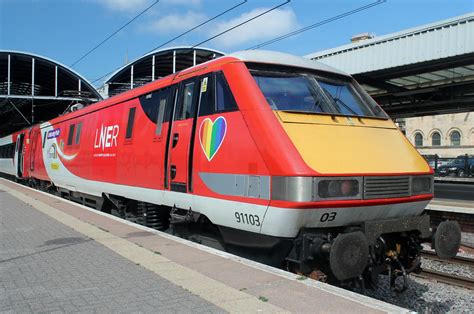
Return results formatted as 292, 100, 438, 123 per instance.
1, 0, 473, 87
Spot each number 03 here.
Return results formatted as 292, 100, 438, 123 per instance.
320, 212, 337, 222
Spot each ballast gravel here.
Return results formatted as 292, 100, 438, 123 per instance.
365, 275, 473, 313
364, 247, 474, 314
421, 257, 474, 279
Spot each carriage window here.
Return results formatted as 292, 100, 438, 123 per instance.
126, 107, 136, 139
0, 143, 15, 158
75, 122, 82, 145
67, 124, 75, 146
4, 143, 12, 157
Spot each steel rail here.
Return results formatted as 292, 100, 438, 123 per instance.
420, 250, 474, 267
412, 269, 474, 290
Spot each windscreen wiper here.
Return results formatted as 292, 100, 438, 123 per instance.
312, 99, 323, 112
332, 97, 358, 115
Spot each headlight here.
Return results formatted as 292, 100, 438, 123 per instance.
318, 179, 360, 198
448, 167, 457, 170
411, 176, 432, 195
271, 176, 362, 201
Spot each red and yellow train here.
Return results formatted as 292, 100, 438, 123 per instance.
0, 50, 461, 290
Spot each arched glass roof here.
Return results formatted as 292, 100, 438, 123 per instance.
0, 50, 102, 137
103, 47, 224, 98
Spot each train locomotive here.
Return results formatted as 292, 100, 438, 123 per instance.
0, 50, 461, 291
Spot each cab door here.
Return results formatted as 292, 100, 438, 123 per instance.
167, 78, 199, 192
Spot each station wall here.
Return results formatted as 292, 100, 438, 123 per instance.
403, 112, 474, 157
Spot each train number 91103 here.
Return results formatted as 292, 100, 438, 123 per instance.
235, 212, 261, 226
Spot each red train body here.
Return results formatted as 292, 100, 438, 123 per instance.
0, 51, 461, 289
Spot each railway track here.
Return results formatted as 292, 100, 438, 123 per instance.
420, 250, 474, 267
412, 250, 474, 289
412, 269, 474, 290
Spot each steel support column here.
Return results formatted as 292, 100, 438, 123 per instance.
55, 66, 58, 97
7, 54, 11, 96
31, 58, 35, 124
31, 58, 35, 96
131, 65, 134, 89
152, 55, 155, 81
173, 50, 176, 73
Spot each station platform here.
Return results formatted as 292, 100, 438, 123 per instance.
434, 177, 474, 184
0, 178, 406, 313
427, 199, 474, 215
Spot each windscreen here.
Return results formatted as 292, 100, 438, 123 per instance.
250, 68, 388, 119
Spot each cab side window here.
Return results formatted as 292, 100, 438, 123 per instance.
199, 71, 237, 116
216, 71, 237, 112
198, 75, 215, 117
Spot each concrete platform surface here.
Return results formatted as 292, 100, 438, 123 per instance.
0, 178, 407, 313
428, 199, 474, 214
434, 177, 474, 184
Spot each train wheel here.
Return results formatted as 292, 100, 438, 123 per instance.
329, 231, 369, 281
434, 220, 461, 259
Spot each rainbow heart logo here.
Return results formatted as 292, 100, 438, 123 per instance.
199, 116, 227, 161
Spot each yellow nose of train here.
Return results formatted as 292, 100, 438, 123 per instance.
276, 111, 431, 175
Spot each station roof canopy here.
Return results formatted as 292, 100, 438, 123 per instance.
305, 13, 474, 118
0, 51, 102, 137
103, 47, 224, 98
